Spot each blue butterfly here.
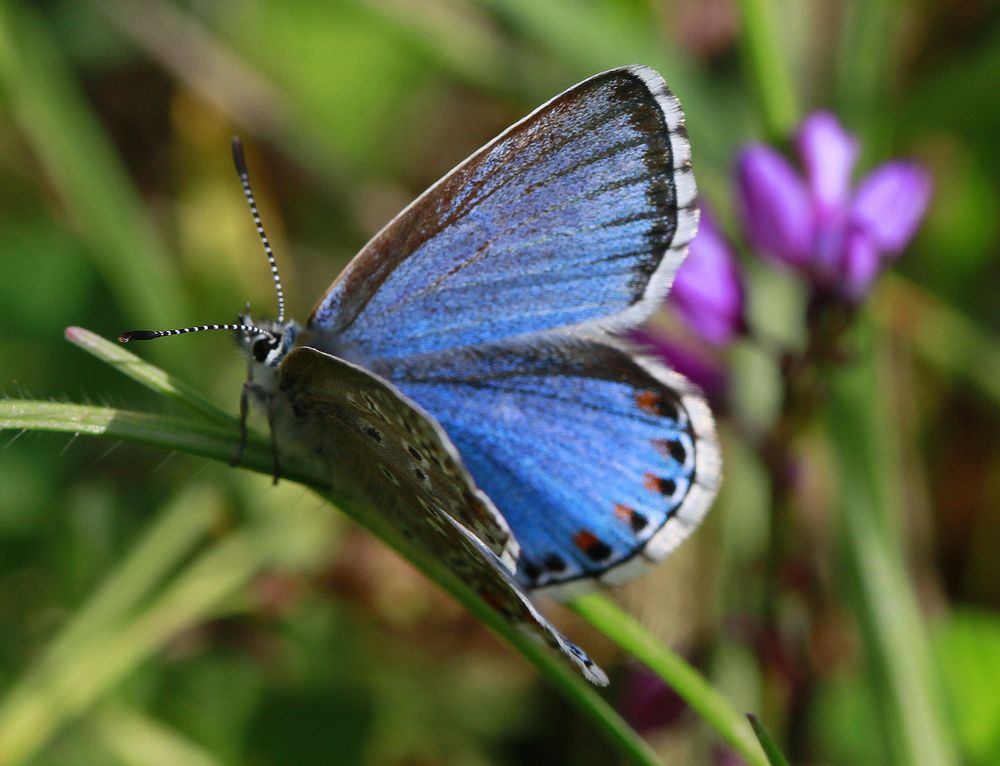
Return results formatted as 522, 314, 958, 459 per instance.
121, 66, 721, 686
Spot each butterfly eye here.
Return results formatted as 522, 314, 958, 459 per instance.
252, 337, 274, 362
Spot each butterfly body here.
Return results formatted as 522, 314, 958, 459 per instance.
128, 65, 719, 685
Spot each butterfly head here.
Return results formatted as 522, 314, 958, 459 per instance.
234, 309, 299, 368
119, 136, 296, 370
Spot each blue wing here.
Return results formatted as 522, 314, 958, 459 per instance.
274, 346, 607, 684
377, 337, 720, 596
308, 65, 697, 362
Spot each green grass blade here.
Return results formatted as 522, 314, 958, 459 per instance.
65, 327, 235, 427
0, 400, 660, 765
93, 706, 224, 766
29, 485, 220, 670
827, 317, 959, 766
747, 714, 791, 766
0, 400, 271, 475
834, 0, 897, 154
0, 528, 265, 764
735, 0, 799, 139
571, 594, 769, 766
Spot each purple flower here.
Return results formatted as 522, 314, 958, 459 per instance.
736, 112, 932, 299
619, 664, 686, 733
630, 326, 728, 403
671, 207, 747, 346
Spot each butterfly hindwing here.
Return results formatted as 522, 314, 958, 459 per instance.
308, 65, 697, 361
378, 337, 720, 597
436, 511, 609, 686
272, 346, 607, 684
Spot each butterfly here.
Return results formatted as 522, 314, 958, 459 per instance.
120, 65, 721, 686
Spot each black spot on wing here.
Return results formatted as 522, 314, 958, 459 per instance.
543, 553, 567, 573
644, 473, 676, 496
615, 503, 649, 533
522, 559, 542, 582
653, 437, 687, 465
362, 424, 383, 443
573, 530, 613, 562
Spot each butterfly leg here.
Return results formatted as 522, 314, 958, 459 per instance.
231, 382, 252, 467
266, 403, 281, 484
232, 381, 281, 482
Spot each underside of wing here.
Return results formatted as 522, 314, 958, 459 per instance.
310, 65, 697, 363
435, 510, 608, 686
379, 336, 721, 599
274, 346, 518, 568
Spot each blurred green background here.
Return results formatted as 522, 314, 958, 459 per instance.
1, 0, 998, 764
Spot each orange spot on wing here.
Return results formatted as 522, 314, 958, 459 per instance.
635, 389, 661, 415
652, 438, 672, 459
614, 504, 635, 522
573, 530, 599, 552
644, 473, 665, 492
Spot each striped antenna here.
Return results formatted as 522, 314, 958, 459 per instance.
119, 323, 275, 343
231, 136, 286, 323
118, 139, 287, 348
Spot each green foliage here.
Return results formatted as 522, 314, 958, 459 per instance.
935, 610, 1000, 765
1, 1, 997, 764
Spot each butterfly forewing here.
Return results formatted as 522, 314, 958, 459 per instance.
308, 65, 697, 362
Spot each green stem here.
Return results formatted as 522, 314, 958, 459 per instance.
736, 0, 799, 140
827, 317, 958, 766
0, 328, 669, 766
66, 327, 235, 427
571, 594, 769, 766
747, 714, 792, 766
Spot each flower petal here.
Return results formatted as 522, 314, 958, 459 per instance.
850, 161, 932, 254
628, 328, 728, 402
840, 228, 882, 299
620, 666, 685, 733
736, 146, 814, 268
671, 207, 745, 346
796, 112, 858, 220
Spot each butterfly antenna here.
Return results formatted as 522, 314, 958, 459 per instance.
231, 136, 286, 323
119, 323, 276, 343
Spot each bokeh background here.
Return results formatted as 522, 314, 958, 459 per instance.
1, 1, 998, 764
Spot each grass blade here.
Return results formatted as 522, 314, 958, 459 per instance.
827, 317, 958, 766
735, 0, 799, 139
93, 706, 223, 766
571, 593, 769, 766
65, 327, 235, 427
2, 377, 662, 765
747, 714, 791, 766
